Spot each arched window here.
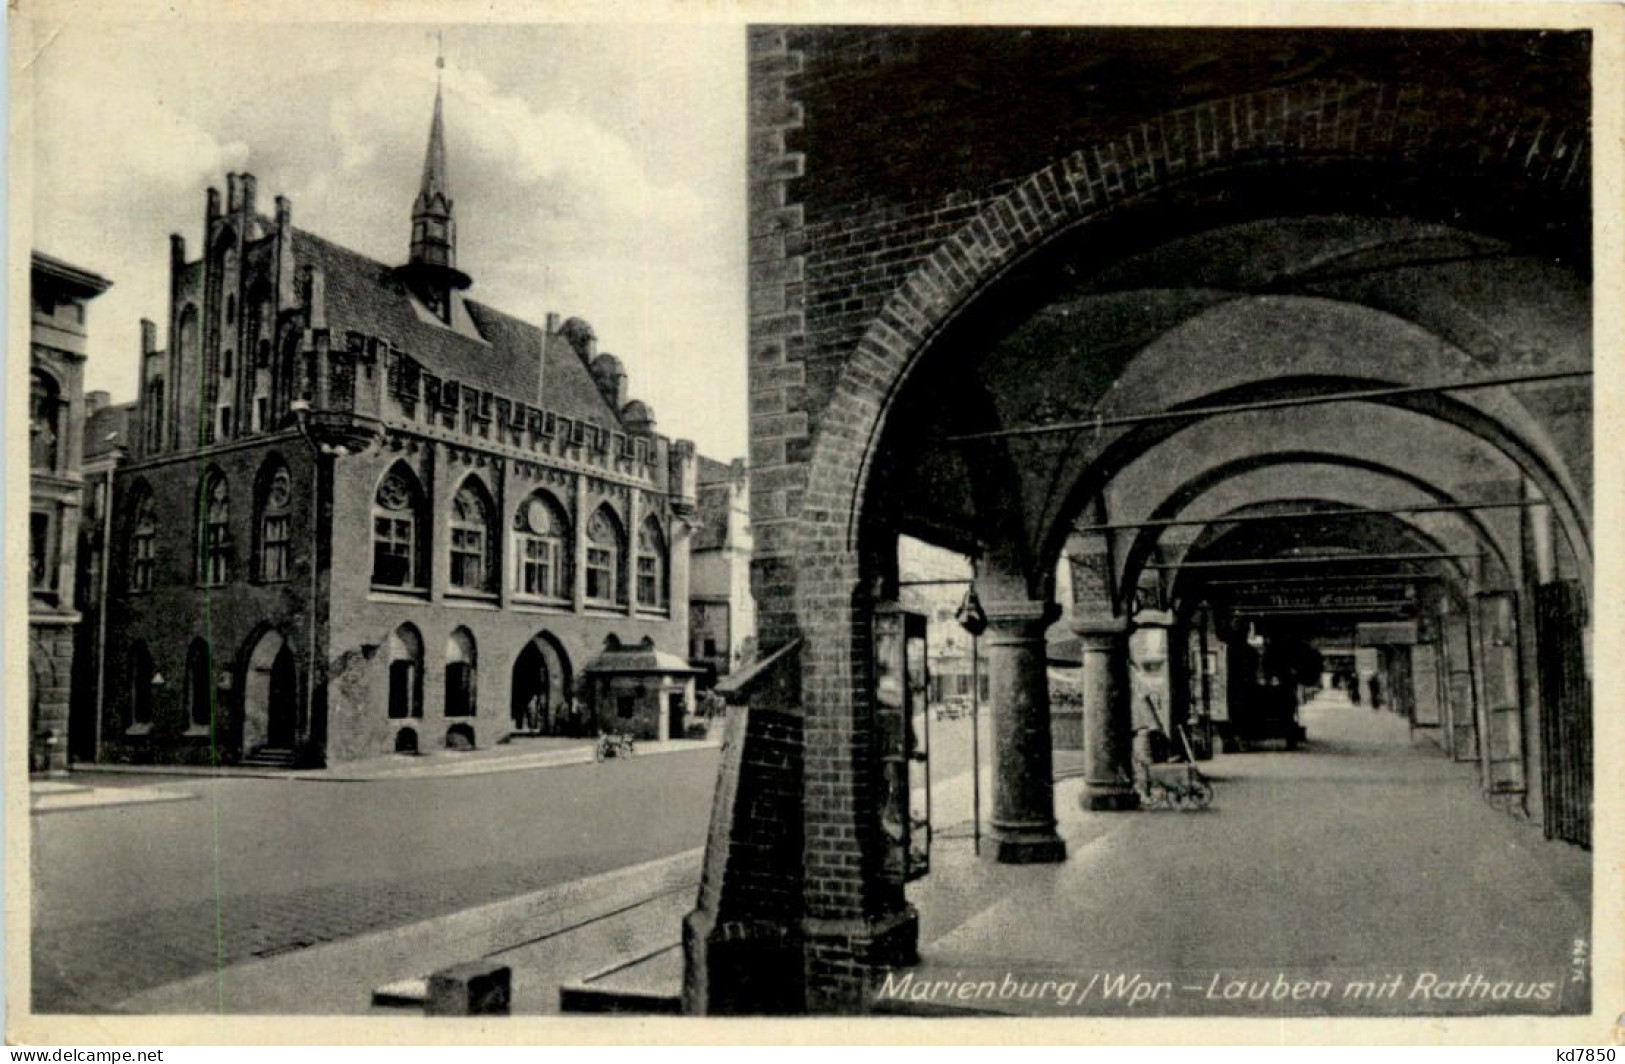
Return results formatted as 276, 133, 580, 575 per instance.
586, 506, 627, 606
130, 485, 157, 592
449, 478, 496, 593
372, 464, 426, 590
145, 378, 166, 452
513, 490, 571, 601
386, 624, 424, 720
256, 459, 293, 582
178, 305, 202, 445
185, 638, 213, 730
197, 470, 232, 586
445, 627, 477, 718
636, 516, 669, 610
29, 370, 62, 471
129, 640, 155, 727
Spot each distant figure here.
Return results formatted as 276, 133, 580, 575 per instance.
524, 693, 542, 734
1348, 673, 1361, 704
1368, 674, 1384, 710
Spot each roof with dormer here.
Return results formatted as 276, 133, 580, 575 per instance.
291, 228, 621, 428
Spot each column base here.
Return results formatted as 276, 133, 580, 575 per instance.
988, 822, 1067, 864
1081, 782, 1140, 811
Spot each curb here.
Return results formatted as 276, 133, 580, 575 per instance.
72, 738, 722, 784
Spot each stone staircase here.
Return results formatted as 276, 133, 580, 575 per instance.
239, 747, 300, 770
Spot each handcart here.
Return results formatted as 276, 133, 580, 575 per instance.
1134, 697, 1214, 811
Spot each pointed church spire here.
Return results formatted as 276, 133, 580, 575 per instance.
405, 34, 470, 321
415, 40, 450, 220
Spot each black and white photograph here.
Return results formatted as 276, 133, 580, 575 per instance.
7, 0, 1620, 1045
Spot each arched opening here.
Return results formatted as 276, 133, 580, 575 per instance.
185, 638, 214, 732
395, 727, 420, 755
511, 632, 572, 735
512, 489, 572, 602
446, 723, 476, 750
448, 476, 497, 594
444, 627, 477, 718
585, 505, 627, 607
254, 456, 293, 582
386, 623, 424, 720
372, 463, 427, 591
196, 468, 232, 587
636, 516, 670, 611
242, 628, 297, 753
128, 640, 156, 729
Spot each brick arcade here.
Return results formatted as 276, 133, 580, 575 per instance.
685, 27, 1594, 1014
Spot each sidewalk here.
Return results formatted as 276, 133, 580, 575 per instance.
116, 848, 704, 1014
30, 778, 198, 814
76, 734, 722, 784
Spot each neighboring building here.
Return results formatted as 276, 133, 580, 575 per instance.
688, 456, 754, 684
100, 77, 697, 766
29, 252, 112, 775
70, 392, 135, 765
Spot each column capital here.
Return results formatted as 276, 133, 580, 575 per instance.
1130, 609, 1174, 629
1072, 616, 1130, 649
979, 597, 1060, 631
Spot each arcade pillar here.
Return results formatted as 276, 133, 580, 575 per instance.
982, 598, 1067, 863
1076, 617, 1138, 810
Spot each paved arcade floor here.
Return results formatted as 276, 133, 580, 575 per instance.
895, 694, 1591, 1017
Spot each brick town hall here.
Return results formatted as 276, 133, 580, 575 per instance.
94, 74, 701, 767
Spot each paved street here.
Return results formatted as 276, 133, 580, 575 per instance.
30, 746, 720, 1012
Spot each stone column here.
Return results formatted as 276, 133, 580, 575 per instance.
982, 598, 1066, 864
1077, 617, 1138, 810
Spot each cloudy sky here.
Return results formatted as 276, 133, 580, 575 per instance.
26, 19, 749, 459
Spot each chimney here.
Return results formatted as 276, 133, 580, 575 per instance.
86, 390, 110, 416
275, 195, 291, 231
240, 173, 257, 220
226, 173, 240, 213
140, 318, 158, 355
545, 312, 560, 334
206, 186, 222, 222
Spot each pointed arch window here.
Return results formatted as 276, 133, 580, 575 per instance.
129, 640, 156, 729
373, 465, 426, 590
445, 628, 477, 718
449, 479, 496, 593
197, 471, 232, 587
185, 638, 214, 731
130, 487, 158, 593
513, 491, 572, 601
636, 516, 669, 610
386, 624, 424, 720
256, 460, 293, 582
144, 378, 166, 452
586, 507, 627, 606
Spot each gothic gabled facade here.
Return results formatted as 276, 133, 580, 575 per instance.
101, 80, 697, 767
